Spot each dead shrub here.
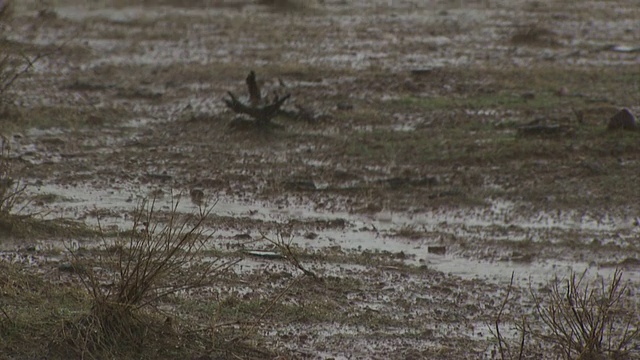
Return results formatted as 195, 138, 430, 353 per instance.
492, 269, 640, 359
530, 269, 639, 359
0, 137, 26, 218
66, 196, 238, 356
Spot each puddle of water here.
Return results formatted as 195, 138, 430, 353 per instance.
23, 182, 640, 288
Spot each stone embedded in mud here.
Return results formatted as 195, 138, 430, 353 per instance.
521, 91, 535, 100
283, 179, 316, 191
427, 246, 446, 255
189, 188, 204, 205
381, 176, 439, 189
233, 233, 252, 240
304, 232, 318, 240
336, 102, 353, 111
556, 86, 570, 97
607, 108, 638, 131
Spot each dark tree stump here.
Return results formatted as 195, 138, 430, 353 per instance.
224, 70, 291, 126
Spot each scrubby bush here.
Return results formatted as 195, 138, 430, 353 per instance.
66, 197, 238, 356
493, 269, 640, 360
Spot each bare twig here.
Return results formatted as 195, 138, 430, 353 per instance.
260, 230, 319, 280
529, 268, 639, 359
495, 272, 515, 360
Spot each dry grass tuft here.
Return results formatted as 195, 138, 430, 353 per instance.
492, 269, 640, 359
0, 137, 26, 220
64, 196, 239, 357
530, 269, 639, 359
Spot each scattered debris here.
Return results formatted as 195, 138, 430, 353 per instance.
607, 108, 637, 131
516, 124, 573, 137
244, 250, 282, 259
603, 44, 640, 53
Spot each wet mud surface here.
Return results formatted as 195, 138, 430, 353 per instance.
2, 0, 640, 358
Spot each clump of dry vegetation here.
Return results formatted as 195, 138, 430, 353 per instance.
493, 269, 640, 359
0, 0, 35, 129
0, 0, 14, 107
0, 137, 27, 233
62, 197, 239, 358
0, 138, 20, 213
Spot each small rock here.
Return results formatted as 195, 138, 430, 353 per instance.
38, 8, 57, 19
190, 188, 204, 205
410, 68, 433, 76
233, 233, 252, 240
428, 246, 446, 255
607, 108, 637, 131
521, 91, 536, 100
58, 263, 75, 272
336, 102, 353, 111
556, 86, 569, 97
283, 179, 316, 191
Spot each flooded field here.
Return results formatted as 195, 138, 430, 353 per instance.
1, 0, 639, 359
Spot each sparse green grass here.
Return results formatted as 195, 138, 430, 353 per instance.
0, 216, 97, 239
388, 91, 572, 112
0, 262, 89, 359
2, 105, 130, 132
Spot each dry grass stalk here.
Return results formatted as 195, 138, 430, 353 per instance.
67, 195, 239, 355
493, 269, 639, 359
0, 137, 26, 216
530, 268, 639, 359
261, 230, 319, 280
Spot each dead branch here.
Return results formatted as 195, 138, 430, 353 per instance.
246, 70, 261, 107
224, 91, 290, 123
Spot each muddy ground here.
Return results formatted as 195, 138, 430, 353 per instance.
1, 0, 639, 359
